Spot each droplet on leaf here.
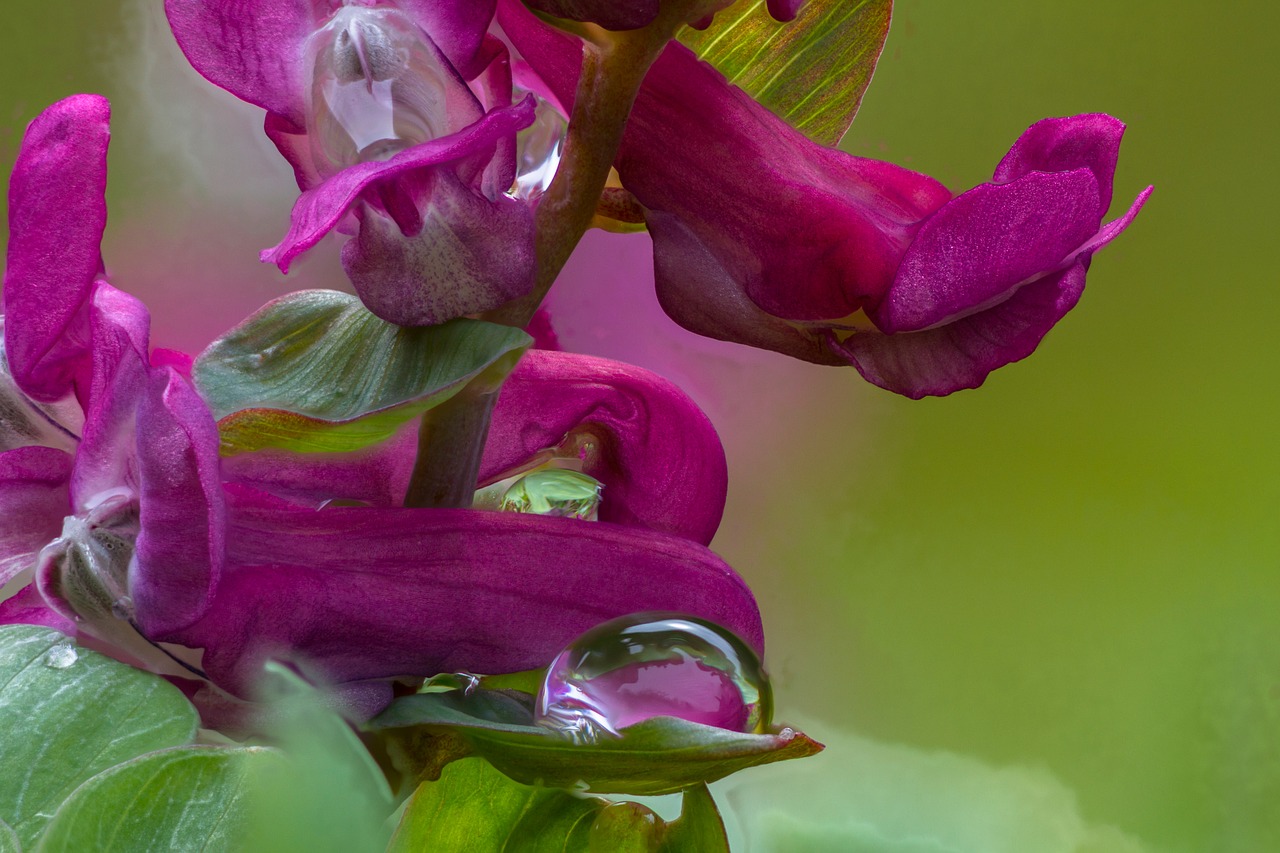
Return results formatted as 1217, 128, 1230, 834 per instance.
535, 613, 772, 744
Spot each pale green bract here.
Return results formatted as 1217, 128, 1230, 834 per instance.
680, 0, 892, 146
193, 290, 531, 455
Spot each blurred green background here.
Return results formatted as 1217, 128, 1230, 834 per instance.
2, 2, 1276, 851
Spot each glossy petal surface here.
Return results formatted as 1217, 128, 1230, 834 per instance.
174, 502, 762, 697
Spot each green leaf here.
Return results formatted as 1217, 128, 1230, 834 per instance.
0, 626, 198, 849
34, 746, 283, 853
0, 819, 20, 853
679, 0, 893, 145
367, 689, 823, 796
241, 663, 395, 853
658, 784, 729, 853
387, 759, 731, 853
192, 290, 532, 455
387, 758, 600, 853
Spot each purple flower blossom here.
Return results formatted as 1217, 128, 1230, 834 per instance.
164, 0, 538, 326
501, 5, 1153, 397
1, 98, 758, 713
1, 95, 226, 642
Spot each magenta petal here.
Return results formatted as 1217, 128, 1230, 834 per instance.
833, 260, 1089, 398
132, 368, 226, 638
993, 113, 1125, 212
495, 0, 581, 109
69, 284, 151, 509
617, 43, 950, 323
342, 173, 536, 325
0, 447, 72, 586
766, 0, 806, 21
398, 0, 498, 77
523, 0, 659, 30
483, 350, 729, 545
172, 504, 762, 696
164, 0, 315, 126
876, 169, 1102, 334
0, 582, 76, 633
261, 97, 536, 273
3, 95, 110, 402
647, 212, 843, 365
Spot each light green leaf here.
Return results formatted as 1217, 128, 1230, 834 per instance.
388, 759, 730, 853
658, 784, 729, 853
679, 0, 893, 145
586, 785, 728, 853
367, 688, 823, 796
388, 757, 600, 853
241, 663, 394, 853
34, 746, 282, 853
0, 626, 198, 849
192, 290, 532, 455
0, 819, 20, 853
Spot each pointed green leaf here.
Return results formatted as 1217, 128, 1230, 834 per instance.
366, 688, 823, 796
0, 626, 198, 849
34, 746, 283, 853
679, 0, 892, 145
192, 290, 532, 455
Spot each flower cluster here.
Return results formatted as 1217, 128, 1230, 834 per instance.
0, 0, 1148, 847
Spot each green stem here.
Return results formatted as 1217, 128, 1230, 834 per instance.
403, 383, 499, 509
405, 15, 686, 508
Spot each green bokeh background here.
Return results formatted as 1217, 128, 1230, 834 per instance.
2, 2, 1275, 851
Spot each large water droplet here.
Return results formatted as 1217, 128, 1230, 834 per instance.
307, 7, 478, 172
535, 613, 771, 744
510, 91, 566, 201
44, 643, 78, 669
475, 466, 602, 520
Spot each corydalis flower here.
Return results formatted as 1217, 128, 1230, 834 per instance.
502, 6, 1152, 397
1, 98, 759, 712
164, 0, 537, 326
0, 95, 224, 644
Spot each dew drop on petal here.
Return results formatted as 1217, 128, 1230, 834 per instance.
535, 613, 772, 744
510, 91, 566, 201
44, 643, 78, 669
307, 6, 478, 171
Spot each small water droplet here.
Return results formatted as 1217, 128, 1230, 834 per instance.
111, 596, 135, 621
44, 643, 78, 669
510, 91, 566, 201
535, 613, 772, 744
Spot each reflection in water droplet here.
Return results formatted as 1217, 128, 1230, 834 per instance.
44, 643, 78, 669
307, 6, 472, 171
511, 91, 566, 201
535, 613, 771, 744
